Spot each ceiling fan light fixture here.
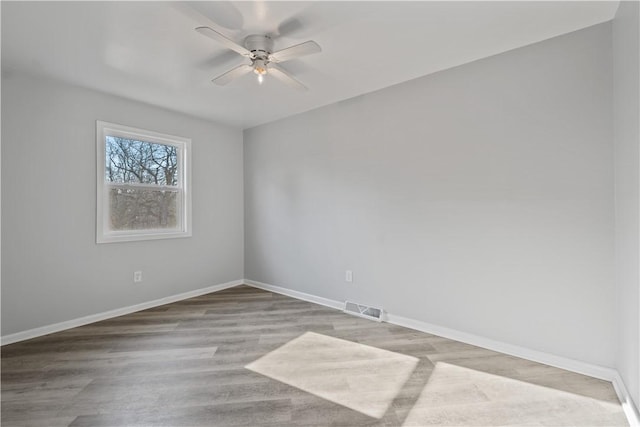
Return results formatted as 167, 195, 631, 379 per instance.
253, 59, 268, 75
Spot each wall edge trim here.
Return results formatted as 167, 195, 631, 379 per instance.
613, 371, 640, 426
1, 279, 244, 346
244, 279, 344, 310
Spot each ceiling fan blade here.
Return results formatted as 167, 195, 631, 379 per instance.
212, 64, 253, 85
269, 41, 321, 63
195, 26, 250, 57
268, 64, 308, 91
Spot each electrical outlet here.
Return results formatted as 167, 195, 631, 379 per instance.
345, 270, 353, 283
133, 271, 143, 283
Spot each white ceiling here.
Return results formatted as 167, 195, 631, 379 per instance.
2, 1, 618, 129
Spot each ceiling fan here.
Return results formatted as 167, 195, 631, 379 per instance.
196, 26, 321, 90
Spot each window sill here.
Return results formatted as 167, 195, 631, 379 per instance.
96, 230, 192, 244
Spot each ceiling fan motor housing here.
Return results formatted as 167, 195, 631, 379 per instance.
244, 35, 274, 59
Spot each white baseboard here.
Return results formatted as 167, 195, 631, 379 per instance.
613, 371, 640, 427
386, 313, 616, 381
244, 279, 344, 310
243, 278, 639, 426
1, 279, 243, 346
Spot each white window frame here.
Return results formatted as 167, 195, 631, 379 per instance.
96, 121, 192, 244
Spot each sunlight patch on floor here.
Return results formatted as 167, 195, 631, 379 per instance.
402, 362, 627, 426
245, 331, 419, 419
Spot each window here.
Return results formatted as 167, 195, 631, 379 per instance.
96, 121, 191, 243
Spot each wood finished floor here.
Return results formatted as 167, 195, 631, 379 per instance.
1, 285, 628, 427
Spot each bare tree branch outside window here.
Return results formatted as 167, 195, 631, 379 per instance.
105, 137, 179, 230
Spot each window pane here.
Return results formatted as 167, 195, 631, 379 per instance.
108, 186, 180, 231
105, 136, 178, 186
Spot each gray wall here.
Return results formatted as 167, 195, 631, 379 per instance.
1, 73, 244, 336
613, 1, 640, 408
244, 23, 615, 367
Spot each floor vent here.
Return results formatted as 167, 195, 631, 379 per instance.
344, 301, 384, 322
